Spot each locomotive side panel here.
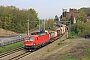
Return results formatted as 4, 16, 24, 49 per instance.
37, 33, 50, 45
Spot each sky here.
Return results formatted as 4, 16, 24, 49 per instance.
0, 0, 90, 19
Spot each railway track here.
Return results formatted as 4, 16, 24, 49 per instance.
8, 52, 31, 60
0, 46, 23, 58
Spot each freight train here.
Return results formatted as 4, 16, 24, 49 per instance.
24, 24, 66, 51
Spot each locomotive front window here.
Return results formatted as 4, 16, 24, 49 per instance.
26, 36, 34, 41
29, 37, 34, 41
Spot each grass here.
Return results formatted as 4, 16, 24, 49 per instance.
68, 31, 80, 39
81, 55, 90, 60
58, 42, 67, 46
66, 58, 78, 60
58, 41, 90, 60
62, 54, 90, 60
58, 52, 79, 60
0, 41, 24, 54
41, 41, 68, 57
58, 53, 79, 60
64, 50, 90, 60
81, 45, 90, 60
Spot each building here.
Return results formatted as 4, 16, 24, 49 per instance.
61, 8, 80, 19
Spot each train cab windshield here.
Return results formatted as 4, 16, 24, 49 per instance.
26, 36, 34, 41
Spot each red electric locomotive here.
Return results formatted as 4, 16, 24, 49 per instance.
24, 32, 50, 51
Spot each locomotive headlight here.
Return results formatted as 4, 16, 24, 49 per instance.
33, 43, 35, 45
25, 44, 29, 45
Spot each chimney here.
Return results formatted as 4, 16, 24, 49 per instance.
63, 9, 67, 12
69, 8, 74, 12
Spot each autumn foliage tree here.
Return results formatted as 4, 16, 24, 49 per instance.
78, 7, 90, 16
76, 11, 87, 23
0, 6, 38, 33
71, 11, 90, 36
45, 18, 55, 31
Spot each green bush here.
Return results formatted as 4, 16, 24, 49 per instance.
71, 22, 90, 37
68, 31, 79, 39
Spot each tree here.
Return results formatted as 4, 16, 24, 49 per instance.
78, 7, 90, 16
0, 6, 38, 33
54, 15, 59, 21
45, 18, 55, 30
84, 22, 90, 35
71, 22, 85, 36
76, 11, 87, 23
71, 22, 90, 37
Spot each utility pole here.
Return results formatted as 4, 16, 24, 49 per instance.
39, 19, 40, 31
43, 20, 45, 31
27, 19, 29, 35
59, 21, 61, 42
41, 20, 45, 32
70, 21, 71, 32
